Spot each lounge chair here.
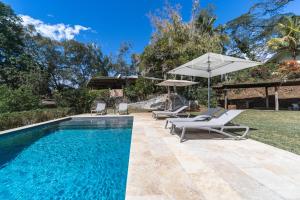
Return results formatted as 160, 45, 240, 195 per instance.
171, 110, 249, 142
152, 106, 188, 119
91, 103, 106, 115
165, 107, 225, 129
118, 103, 128, 115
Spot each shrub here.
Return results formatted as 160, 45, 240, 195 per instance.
188, 87, 218, 107
54, 87, 101, 114
0, 85, 40, 113
91, 89, 110, 103
0, 108, 71, 131
125, 77, 156, 101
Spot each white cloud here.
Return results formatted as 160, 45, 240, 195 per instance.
20, 15, 90, 41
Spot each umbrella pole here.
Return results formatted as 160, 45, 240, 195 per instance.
208, 75, 210, 109
168, 86, 171, 110
207, 54, 211, 109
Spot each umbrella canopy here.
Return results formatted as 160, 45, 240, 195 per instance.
156, 79, 198, 87
168, 52, 262, 78
168, 52, 263, 108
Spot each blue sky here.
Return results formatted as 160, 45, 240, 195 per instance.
3, 0, 300, 55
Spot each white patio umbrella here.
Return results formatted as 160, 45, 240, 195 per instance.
156, 80, 198, 110
156, 79, 198, 87
168, 52, 262, 108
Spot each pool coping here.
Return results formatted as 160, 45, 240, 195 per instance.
71, 114, 132, 118
0, 116, 72, 136
0, 114, 134, 136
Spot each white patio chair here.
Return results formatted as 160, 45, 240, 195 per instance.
118, 103, 128, 115
152, 106, 188, 119
171, 110, 249, 142
91, 103, 106, 115
164, 107, 226, 128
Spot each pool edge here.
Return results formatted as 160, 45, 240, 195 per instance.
0, 114, 134, 136
0, 116, 72, 136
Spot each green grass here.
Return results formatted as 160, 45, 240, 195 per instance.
232, 110, 300, 155
189, 110, 300, 155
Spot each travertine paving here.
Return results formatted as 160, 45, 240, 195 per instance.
126, 113, 300, 200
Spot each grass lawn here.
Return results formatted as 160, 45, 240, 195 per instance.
232, 110, 300, 155
189, 110, 300, 155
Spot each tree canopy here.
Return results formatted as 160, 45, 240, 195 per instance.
268, 16, 300, 60
225, 0, 296, 61
0, 1, 118, 94
139, 3, 223, 78
0, 0, 299, 112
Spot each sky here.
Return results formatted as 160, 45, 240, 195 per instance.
2, 0, 300, 56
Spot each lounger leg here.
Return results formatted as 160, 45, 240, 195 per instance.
212, 126, 250, 140
239, 126, 250, 139
165, 120, 168, 129
170, 124, 174, 134
180, 127, 186, 143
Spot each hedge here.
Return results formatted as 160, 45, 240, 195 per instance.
0, 108, 72, 131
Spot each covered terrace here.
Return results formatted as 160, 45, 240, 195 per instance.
214, 79, 300, 111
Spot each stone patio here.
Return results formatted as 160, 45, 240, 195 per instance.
126, 113, 300, 200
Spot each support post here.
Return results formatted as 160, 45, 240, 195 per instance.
275, 86, 279, 111
265, 87, 269, 109
224, 89, 228, 109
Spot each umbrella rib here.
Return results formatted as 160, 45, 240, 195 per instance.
210, 61, 235, 71
185, 61, 235, 72
186, 65, 209, 72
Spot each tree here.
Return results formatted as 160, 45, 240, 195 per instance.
0, 1, 46, 101
29, 35, 66, 92
23, 33, 110, 92
22, 26, 53, 95
225, 0, 295, 61
194, 5, 216, 35
267, 16, 300, 79
139, 3, 223, 78
111, 42, 137, 77
130, 53, 140, 75
268, 16, 300, 60
0, 2, 23, 60
63, 40, 108, 87
0, 2, 31, 88
125, 77, 156, 101
0, 1, 119, 113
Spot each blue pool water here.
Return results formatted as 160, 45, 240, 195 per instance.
0, 117, 133, 200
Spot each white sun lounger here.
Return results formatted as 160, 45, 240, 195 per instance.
171, 110, 249, 142
152, 106, 188, 119
118, 103, 128, 115
165, 107, 225, 129
91, 103, 106, 115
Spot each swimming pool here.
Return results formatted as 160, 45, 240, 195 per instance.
0, 117, 133, 200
